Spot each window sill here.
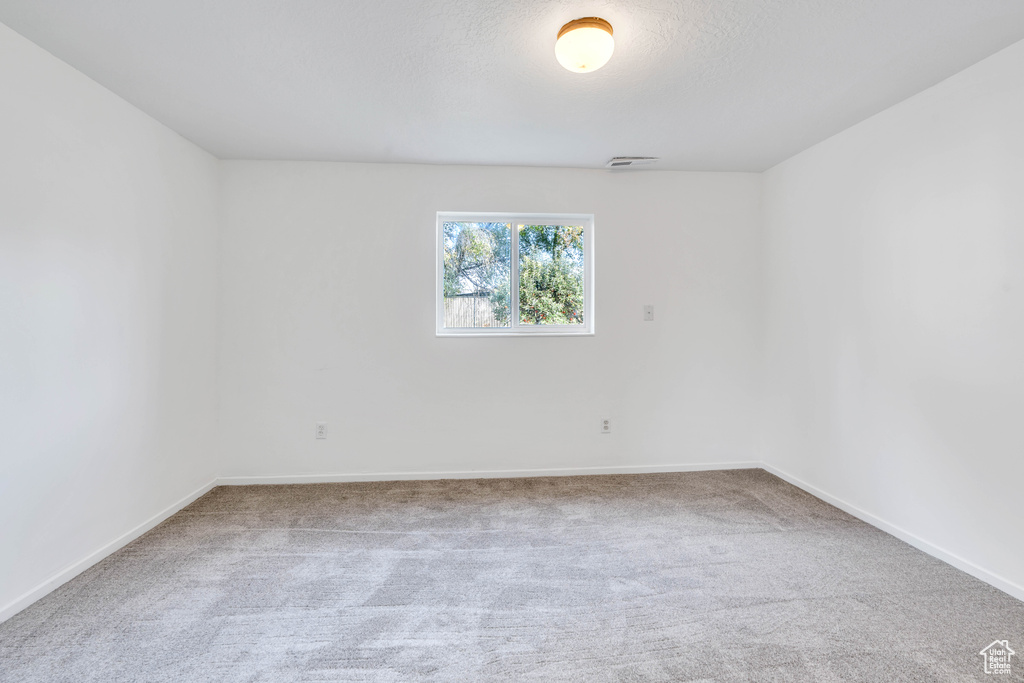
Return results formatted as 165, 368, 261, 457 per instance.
436, 331, 595, 338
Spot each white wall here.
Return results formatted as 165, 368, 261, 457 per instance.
761, 39, 1024, 596
0, 23, 220, 618
218, 163, 763, 479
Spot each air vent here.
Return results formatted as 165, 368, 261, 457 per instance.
605, 156, 659, 168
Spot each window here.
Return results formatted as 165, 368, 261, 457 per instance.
437, 212, 594, 336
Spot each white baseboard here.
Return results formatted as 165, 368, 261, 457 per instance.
762, 464, 1024, 603
216, 461, 763, 486
0, 479, 217, 625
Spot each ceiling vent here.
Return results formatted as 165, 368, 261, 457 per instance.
605, 156, 659, 168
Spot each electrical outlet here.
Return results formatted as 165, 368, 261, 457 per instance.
315, 422, 328, 439
600, 418, 611, 434
643, 304, 654, 322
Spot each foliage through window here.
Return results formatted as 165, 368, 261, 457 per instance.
437, 213, 594, 335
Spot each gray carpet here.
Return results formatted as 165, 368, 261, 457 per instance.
0, 469, 1021, 682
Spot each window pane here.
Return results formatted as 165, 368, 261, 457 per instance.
442, 221, 511, 328
518, 224, 585, 326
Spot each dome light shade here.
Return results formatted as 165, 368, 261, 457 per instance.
555, 17, 614, 73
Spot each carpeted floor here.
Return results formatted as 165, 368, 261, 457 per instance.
0, 469, 1021, 682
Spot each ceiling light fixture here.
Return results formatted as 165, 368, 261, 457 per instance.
555, 17, 614, 73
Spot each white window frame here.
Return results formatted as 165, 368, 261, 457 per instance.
436, 212, 595, 337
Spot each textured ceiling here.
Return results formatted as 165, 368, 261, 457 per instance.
3, 0, 1024, 171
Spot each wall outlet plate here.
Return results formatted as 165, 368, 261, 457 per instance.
643, 304, 654, 321
600, 418, 611, 434
315, 422, 327, 439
